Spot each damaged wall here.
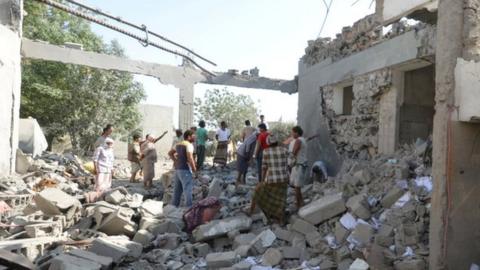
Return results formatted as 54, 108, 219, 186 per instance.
322, 70, 392, 159
0, 0, 22, 176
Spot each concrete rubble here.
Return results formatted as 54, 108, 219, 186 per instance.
0, 142, 431, 270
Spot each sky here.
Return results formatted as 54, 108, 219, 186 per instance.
83, 0, 375, 126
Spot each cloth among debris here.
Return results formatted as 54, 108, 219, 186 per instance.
183, 196, 221, 233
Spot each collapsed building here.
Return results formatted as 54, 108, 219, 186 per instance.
1, 0, 480, 269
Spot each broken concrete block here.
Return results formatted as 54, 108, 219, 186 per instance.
233, 233, 256, 249
206, 251, 239, 269
281, 247, 302, 259
353, 169, 372, 185
193, 216, 252, 242
336, 246, 352, 263
346, 194, 371, 220
192, 243, 210, 257
0, 249, 35, 270
139, 216, 163, 230
48, 254, 102, 270
133, 229, 154, 247
106, 236, 143, 259
350, 223, 374, 247
25, 222, 62, 238
349, 258, 369, 270
34, 188, 81, 218
97, 209, 136, 237
68, 249, 113, 270
262, 248, 283, 266
273, 227, 292, 242
250, 229, 276, 254
208, 178, 223, 198
381, 187, 405, 208
139, 199, 164, 217
298, 193, 346, 225
305, 230, 323, 247
335, 222, 350, 244
154, 233, 180, 250
88, 238, 129, 263
291, 218, 317, 236
149, 220, 181, 235
394, 259, 426, 270
232, 261, 252, 270
105, 190, 126, 205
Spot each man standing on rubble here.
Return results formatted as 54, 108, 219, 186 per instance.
250, 134, 289, 224
128, 134, 142, 183
236, 131, 258, 186
213, 121, 231, 169
93, 137, 115, 193
196, 120, 208, 170
169, 130, 197, 207
288, 126, 308, 209
141, 132, 168, 189
254, 123, 269, 182
241, 120, 256, 142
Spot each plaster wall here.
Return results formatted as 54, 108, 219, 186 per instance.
382, 0, 438, 24
0, 0, 22, 176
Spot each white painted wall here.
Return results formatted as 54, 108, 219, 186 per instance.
382, 0, 438, 24
0, 23, 21, 176
455, 58, 480, 123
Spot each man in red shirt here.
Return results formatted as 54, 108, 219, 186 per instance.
254, 123, 269, 182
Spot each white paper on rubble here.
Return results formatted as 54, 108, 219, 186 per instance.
340, 213, 357, 230
402, 246, 414, 257
415, 176, 433, 193
392, 192, 412, 208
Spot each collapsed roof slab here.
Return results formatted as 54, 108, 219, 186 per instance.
377, 0, 438, 25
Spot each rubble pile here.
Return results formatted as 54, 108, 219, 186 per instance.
302, 14, 431, 67
0, 142, 432, 270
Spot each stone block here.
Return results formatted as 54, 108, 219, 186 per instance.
394, 259, 426, 270
349, 258, 369, 270
346, 194, 371, 220
133, 229, 154, 247
139, 216, 163, 230
281, 247, 302, 259
105, 190, 126, 205
305, 230, 323, 248
192, 243, 210, 257
262, 248, 283, 266
34, 188, 81, 218
273, 228, 292, 242
232, 261, 252, 270
250, 229, 276, 254
149, 220, 181, 235
68, 249, 113, 270
97, 209, 136, 237
233, 233, 256, 249
335, 222, 350, 244
88, 238, 129, 263
350, 223, 374, 247
208, 178, 223, 198
353, 169, 372, 185
336, 246, 352, 263
298, 193, 346, 225
375, 235, 394, 247
106, 236, 143, 259
25, 222, 62, 238
291, 218, 317, 236
193, 216, 252, 242
154, 233, 180, 250
0, 249, 35, 270
139, 199, 164, 217
48, 254, 102, 270
206, 251, 238, 269
381, 187, 405, 208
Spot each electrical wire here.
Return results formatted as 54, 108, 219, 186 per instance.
63, 0, 216, 67
318, 0, 334, 37
33, 0, 216, 77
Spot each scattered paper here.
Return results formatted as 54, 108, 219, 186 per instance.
393, 192, 412, 208
415, 176, 433, 193
340, 213, 357, 230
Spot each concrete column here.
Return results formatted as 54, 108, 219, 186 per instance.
0, 0, 22, 176
429, 0, 464, 269
378, 70, 402, 154
178, 83, 194, 131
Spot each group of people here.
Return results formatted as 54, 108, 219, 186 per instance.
91, 115, 316, 225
